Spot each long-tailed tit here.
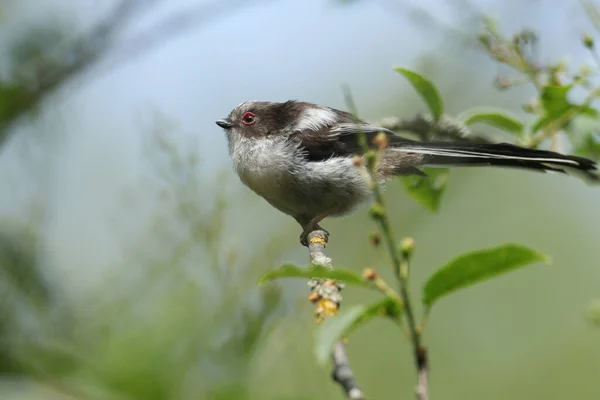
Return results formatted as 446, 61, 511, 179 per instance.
216, 100, 598, 246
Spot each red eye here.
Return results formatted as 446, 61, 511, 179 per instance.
241, 112, 256, 125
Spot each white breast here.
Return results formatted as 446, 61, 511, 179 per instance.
227, 131, 378, 219
228, 134, 297, 198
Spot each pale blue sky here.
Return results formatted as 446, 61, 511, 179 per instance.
62, 0, 599, 165
1, 0, 600, 291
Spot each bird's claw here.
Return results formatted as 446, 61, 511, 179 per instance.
300, 225, 329, 247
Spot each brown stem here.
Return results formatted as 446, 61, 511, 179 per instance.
343, 88, 429, 399
415, 346, 429, 400
332, 341, 367, 400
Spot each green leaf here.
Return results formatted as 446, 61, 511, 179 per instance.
460, 107, 524, 136
399, 168, 449, 212
345, 297, 403, 332
314, 298, 403, 365
530, 114, 553, 134
394, 67, 444, 120
574, 131, 600, 159
530, 85, 600, 135
527, 85, 573, 134
530, 104, 598, 135
314, 306, 363, 366
580, 105, 599, 118
422, 244, 549, 307
258, 264, 368, 287
540, 84, 573, 117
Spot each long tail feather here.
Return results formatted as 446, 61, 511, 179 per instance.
393, 141, 599, 181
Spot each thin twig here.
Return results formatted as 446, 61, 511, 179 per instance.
344, 87, 429, 400
399, 243, 430, 400
306, 230, 366, 400
332, 341, 366, 400
415, 347, 429, 400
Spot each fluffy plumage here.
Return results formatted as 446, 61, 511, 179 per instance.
216, 100, 598, 245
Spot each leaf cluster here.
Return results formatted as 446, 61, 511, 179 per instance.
258, 15, 600, 369
261, 244, 547, 365
259, 65, 554, 367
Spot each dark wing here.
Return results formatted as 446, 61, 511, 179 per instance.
289, 121, 416, 162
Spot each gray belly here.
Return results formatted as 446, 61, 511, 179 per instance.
245, 157, 372, 220
229, 135, 372, 220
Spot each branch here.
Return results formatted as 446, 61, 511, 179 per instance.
306, 231, 366, 400
367, 168, 430, 400
416, 347, 429, 400
332, 341, 366, 400
398, 241, 429, 400
344, 88, 430, 400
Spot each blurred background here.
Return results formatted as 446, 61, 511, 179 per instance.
1, 0, 600, 399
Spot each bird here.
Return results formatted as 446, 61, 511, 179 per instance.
215, 100, 598, 246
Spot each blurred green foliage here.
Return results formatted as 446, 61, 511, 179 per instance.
0, 114, 290, 398
478, 16, 600, 152
1, 2, 600, 400
315, 298, 403, 365
0, 19, 290, 398
261, 10, 600, 399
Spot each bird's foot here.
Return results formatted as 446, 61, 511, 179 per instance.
300, 224, 329, 247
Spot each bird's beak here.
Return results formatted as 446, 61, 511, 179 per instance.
216, 118, 233, 129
